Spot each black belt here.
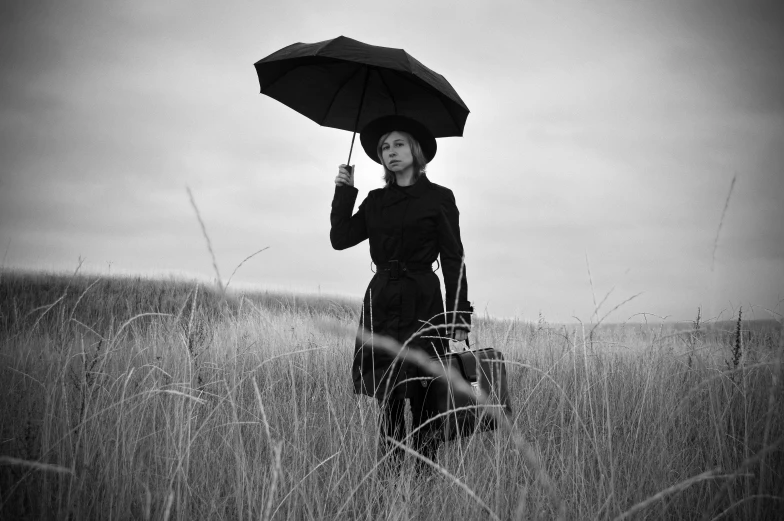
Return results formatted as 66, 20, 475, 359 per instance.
375, 260, 434, 280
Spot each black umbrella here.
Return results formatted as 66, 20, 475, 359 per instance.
254, 35, 469, 166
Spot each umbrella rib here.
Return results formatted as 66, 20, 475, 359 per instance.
257, 62, 310, 95
438, 94, 464, 137
376, 68, 397, 114
257, 65, 285, 94
402, 73, 464, 136
409, 72, 464, 136
319, 63, 366, 126
402, 53, 466, 135
405, 52, 464, 106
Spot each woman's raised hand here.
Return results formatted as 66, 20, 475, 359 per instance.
335, 164, 355, 187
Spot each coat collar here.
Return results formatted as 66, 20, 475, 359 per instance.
391, 174, 432, 198
382, 174, 432, 207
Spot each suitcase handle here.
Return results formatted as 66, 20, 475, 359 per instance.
453, 336, 470, 350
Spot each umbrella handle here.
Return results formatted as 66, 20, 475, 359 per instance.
346, 131, 357, 173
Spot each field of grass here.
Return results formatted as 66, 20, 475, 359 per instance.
1, 271, 782, 520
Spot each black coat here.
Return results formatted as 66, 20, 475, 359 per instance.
330, 174, 472, 400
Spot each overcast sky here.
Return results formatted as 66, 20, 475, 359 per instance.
1, 0, 782, 323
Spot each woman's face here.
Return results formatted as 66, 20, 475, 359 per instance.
380, 131, 414, 173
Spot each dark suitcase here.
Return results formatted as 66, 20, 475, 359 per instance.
423, 344, 513, 440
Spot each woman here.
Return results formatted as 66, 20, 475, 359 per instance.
330, 115, 472, 473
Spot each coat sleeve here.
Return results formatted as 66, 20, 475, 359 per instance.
330, 185, 368, 250
437, 189, 472, 330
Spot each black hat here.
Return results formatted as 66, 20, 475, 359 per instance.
359, 115, 437, 164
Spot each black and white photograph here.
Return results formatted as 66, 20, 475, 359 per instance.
1, 0, 783, 519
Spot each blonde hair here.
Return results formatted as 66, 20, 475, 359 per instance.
376, 131, 428, 187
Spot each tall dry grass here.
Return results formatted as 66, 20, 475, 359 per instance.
1, 272, 782, 520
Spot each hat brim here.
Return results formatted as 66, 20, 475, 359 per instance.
359, 115, 437, 165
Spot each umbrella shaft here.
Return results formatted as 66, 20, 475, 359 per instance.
346, 67, 370, 167
347, 132, 357, 170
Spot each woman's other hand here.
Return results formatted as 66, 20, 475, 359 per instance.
335, 164, 354, 187
453, 329, 468, 342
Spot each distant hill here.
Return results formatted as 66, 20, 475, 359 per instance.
0, 270, 360, 335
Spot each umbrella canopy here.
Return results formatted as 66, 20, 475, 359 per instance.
254, 36, 470, 147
